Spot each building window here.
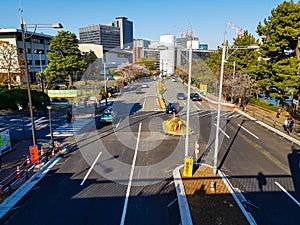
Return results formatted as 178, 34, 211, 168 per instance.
27, 60, 32, 65
34, 49, 44, 54
35, 60, 45, 65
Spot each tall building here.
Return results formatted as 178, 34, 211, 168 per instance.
79, 17, 133, 50
115, 17, 133, 49
79, 24, 120, 50
0, 28, 52, 84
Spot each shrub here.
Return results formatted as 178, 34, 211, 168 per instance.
0, 88, 49, 110
248, 98, 281, 111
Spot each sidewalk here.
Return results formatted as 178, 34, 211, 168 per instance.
0, 139, 32, 183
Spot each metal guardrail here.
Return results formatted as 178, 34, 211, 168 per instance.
0, 147, 66, 203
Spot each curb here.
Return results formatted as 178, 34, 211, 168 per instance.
173, 163, 257, 225
173, 164, 193, 225
218, 169, 257, 225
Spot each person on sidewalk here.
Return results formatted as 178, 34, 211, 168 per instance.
288, 117, 294, 133
284, 118, 290, 134
276, 108, 281, 118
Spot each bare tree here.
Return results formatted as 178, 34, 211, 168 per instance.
0, 41, 20, 89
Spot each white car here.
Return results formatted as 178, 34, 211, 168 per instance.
141, 84, 148, 88
171, 77, 176, 82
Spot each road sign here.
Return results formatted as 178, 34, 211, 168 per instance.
29, 145, 39, 164
183, 157, 193, 177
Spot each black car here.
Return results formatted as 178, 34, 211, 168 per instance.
166, 102, 180, 114
190, 93, 202, 101
177, 92, 186, 100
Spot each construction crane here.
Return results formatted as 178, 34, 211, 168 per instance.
225, 19, 243, 38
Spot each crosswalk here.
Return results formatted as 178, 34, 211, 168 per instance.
178, 110, 243, 119
46, 118, 94, 137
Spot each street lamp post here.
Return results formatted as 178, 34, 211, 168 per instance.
18, 104, 25, 139
184, 43, 193, 158
46, 105, 54, 149
21, 19, 36, 145
213, 44, 259, 175
20, 9, 62, 146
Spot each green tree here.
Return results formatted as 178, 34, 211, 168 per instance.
205, 31, 260, 99
256, 0, 300, 98
44, 31, 86, 87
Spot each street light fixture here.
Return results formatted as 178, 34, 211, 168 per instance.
18, 104, 25, 139
213, 44, 259, 175
20, 9, 62, 145
46, 105, 54, 149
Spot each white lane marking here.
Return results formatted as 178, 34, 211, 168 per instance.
80, 151, 102, 186
10, 119, 23, 122
214, 123, 230, 139
142, 99, 146, 110
216, 111, 232, 118
198, 111, 216, 118
120, 122, 142, 225
227, 114, 237, 119
167, 198, 177, 207
165, 180, 174, 187
237, 124, 259, 139
116, 118, 122, 128
275, 181, 300, 207
25, 117, 46, 126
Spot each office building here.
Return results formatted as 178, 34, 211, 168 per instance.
115, 17, 133, 49
79, 24, 120, 50
0, 28, 52, 84
79, 17, 133, 51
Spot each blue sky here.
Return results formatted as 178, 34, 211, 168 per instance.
1, 0, 285, 49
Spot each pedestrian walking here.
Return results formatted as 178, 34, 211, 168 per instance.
284, 118, 290, 134
288, 117, 294, 133
66, 109, 72, 123
276, 108, 281, 118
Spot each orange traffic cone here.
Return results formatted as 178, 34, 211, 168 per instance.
210, 181, 215, 193
54, 141, 59, 152
40, 147, 45, 157
51, 149, 55, 158
26, 156, 31, 167
16, 166, 22, 180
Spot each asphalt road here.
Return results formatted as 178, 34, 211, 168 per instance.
0, 78, 181, 225
1, 77, 299, 225
162, 77, 300, 225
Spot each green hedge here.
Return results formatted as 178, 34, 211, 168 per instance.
248, 98, 281, 111
0, 88, 49, 110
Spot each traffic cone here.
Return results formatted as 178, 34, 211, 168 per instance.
26, 156, 31, 167
16, 166, 22, 180
210, 181, 216, 193
40, 147, 45, 157
51, 149, 55, 158
54, 141, 59, 153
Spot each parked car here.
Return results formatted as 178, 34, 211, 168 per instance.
166, 102, 180, 114
136, 88, 143, 94
100, 106, 116, 123
171, 77, 176, 82
177, 92, 186, 100
141, 84, 149, 88
190, 93, 202, 101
